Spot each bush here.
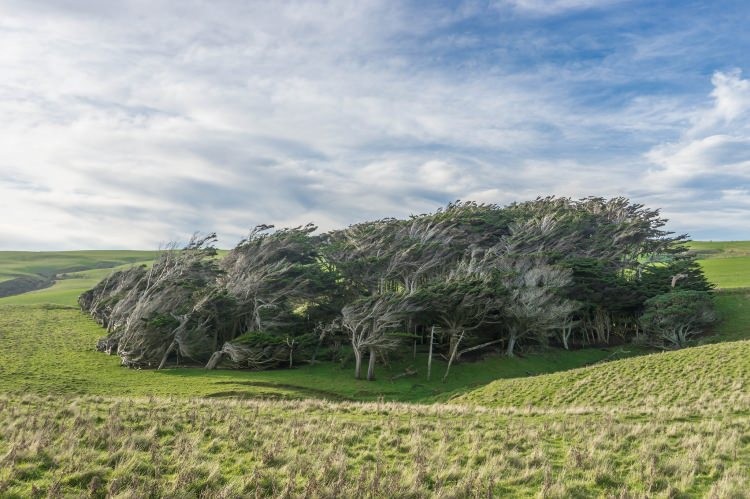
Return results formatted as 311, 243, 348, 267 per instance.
640, 290, 716, 348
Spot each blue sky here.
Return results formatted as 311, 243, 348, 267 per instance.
1, 0, 748, 249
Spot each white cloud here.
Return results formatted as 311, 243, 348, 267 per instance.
0, 1, 747, 248
641, 70, 750, 237
645, 70, 750, 183
497, 0, 626, 15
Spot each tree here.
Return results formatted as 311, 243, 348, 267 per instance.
82, 233, 222, 368
640, 290, 716, 348
79, 195, 715, 372
220, 224, 318, 334
206, 224, 330, 369
419, 249, 504, 380
341, 293, 418, 380
497, 255, 577, 356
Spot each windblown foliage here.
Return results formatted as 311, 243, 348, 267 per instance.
80, 197, 714, 378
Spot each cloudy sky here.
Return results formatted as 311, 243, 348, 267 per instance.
1, 0, 749, 249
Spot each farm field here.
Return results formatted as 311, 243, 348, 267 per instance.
0, 243, 748, 496
691, 241, 750, 289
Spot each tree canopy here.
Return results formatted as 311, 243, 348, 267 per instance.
80, 196, 715, 379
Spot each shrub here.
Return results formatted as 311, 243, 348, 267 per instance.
640, 290, 716, 348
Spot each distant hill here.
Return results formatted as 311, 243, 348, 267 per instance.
0, 250, 159, 303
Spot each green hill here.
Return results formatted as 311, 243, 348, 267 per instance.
452, 339, 750, 409
0, 250, 159, 304
0, 250, 160, 278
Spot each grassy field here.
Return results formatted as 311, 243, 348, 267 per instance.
0, 245, 748, 496
0, 266, 142, 307
690, 241, 750, 289
689, 240, 750, 259
710, 289, 750, 343
696, 257, 750, 289
0, 393, 747, 497
0, 303, 641, 402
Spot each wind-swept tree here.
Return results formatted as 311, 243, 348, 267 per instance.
205, 223, 330, 369
82, 233, 222, 367
497, 254, 578, 356
419, 249, 504, 380
79, 195, 715, 372
341, 293, 420, 380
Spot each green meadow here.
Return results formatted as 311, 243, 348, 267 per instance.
691, 241, 750, 289
0, 243, 748, 496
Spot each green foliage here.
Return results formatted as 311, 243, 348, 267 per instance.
146, 313, 180, 330
640, 290, 716, 348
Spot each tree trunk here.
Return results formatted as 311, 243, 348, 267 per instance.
205, 350, 224, 370
506, 331, 517, 357
367, 347, 377, 381
353, 347, 363, 379
427, 326, 434, 381
560, 324, 572, 350
311, 331, 325, 364
157, 339, 177, 370
443, 330, 464, 382
457, 338, 504, 359
287, 338, 295, 368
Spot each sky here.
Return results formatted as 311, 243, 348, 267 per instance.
1, 0, 749, 249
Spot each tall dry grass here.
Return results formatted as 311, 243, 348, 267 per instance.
0, 394, 747, 497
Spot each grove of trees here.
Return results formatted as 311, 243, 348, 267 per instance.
80, 197, 715, 380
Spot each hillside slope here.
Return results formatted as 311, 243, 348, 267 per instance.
0, 250, 158, 301
454, 340, 750, 409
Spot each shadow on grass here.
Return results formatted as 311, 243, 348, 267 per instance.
206, 381, 353, 401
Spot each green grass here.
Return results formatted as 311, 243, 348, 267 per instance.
1, 393, 747, 497
0, 304, 640, 403
0, 265, 149, 307
689, 240, 750, 289
453, 339, 750, 409
697, 256, 750, 289
689, 240, 750, 259
709, 289, 750, 342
